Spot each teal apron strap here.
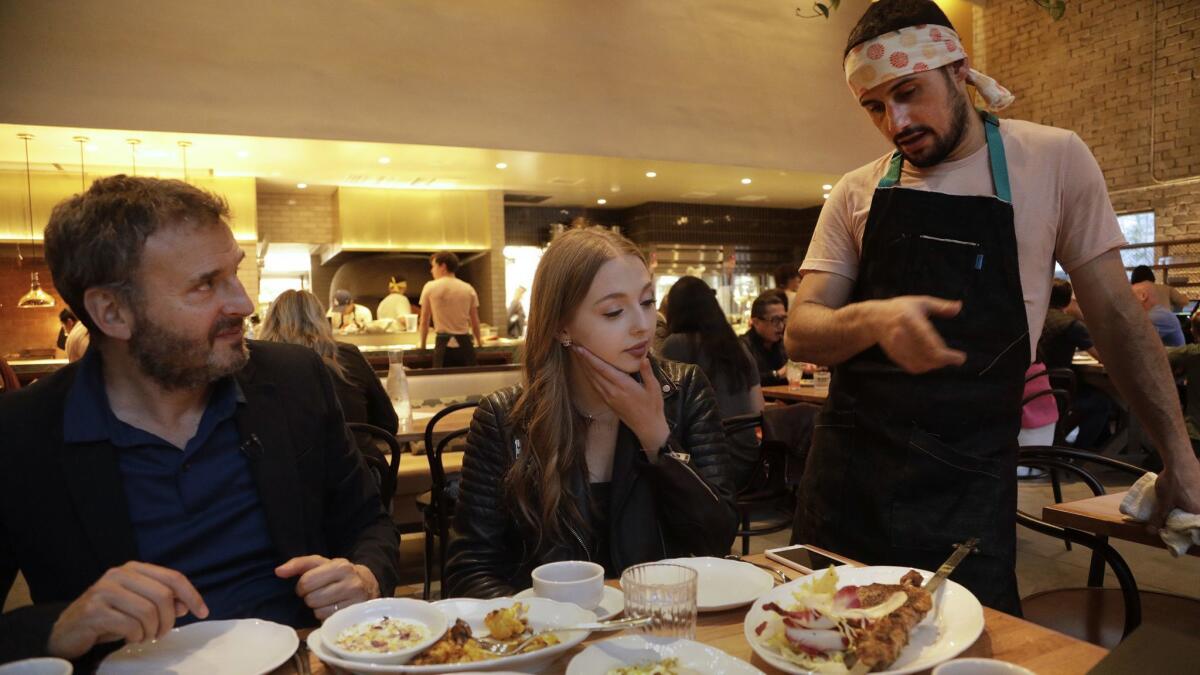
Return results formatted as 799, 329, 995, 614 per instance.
982, 111, 1012, 204
878, 152, 904, 188
875, 110, 1012, 203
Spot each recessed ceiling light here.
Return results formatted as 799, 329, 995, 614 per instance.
645, 171, 657, 178
822, 183, 833, 190
823, 193, 831, 199
495, 162, 508, 169
297, 183, 308, 189
610, 185, 621, 193
237, 150, 250, 158
596, 198, 607, 205
378, 157, 391, 165
741, 178, 752, 185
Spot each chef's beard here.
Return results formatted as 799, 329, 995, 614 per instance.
896, 73, 972, 168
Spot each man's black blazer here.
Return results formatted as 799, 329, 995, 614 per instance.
0, 341, 400, 662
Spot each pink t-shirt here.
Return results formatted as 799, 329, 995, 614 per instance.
419, 276, 479, 335
802, 118, 1126, 359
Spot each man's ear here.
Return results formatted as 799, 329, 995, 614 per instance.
83, 287, 135, 341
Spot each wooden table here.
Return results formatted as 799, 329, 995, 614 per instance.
761, 384, 829, 405
288, 553, 1107, 674
395, 407, 476, 444
1042, 490, 1199, 557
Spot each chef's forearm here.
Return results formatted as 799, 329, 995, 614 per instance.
1075, 256, 1194, 468
785, 299, 883, 366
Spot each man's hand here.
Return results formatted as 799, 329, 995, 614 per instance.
1152, 456, 1200, 529
276, 556, 380, 621
874, 296, 967, 374
47, 562, 208, 659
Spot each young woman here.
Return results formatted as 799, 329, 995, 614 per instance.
444, 228, 738, 598
660, 276, 764, 490
258, 289, 398, 435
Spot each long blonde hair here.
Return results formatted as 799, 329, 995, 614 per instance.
258, 289, 348, 381
506, 226, 648, 556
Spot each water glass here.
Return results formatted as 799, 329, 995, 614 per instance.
620, 563, 698, 639
786, 361, 806, 389
813, 368, 831, 390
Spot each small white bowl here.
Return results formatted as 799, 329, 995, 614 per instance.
320, 597, 447, 664
933, 658, 1036, 675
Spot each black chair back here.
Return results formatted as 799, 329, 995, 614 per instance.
423, 401, 479, 498
346, 422, 403, 514
1016, 445, 1147, 639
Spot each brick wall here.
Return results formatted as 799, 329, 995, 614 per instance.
256, 189, 337, 244
0, 249, 64, 358
974, 0, 1199, 252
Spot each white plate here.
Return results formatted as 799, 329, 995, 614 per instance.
658, 557, 775, 611
744, 566, 985, 675
98, 619, 298, 675
307, 596, 596, 673
566, 635, 764, 675
514, 585, 624, 620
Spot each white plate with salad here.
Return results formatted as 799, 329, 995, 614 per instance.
743, 566, 984, 675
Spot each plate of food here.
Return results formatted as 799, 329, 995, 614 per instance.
658, 557, 775, 611
566, 635, 764, 674
743, 566, 984, 674
307, 598, 595, 673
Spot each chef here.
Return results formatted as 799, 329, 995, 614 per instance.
787, 0, 1200, 613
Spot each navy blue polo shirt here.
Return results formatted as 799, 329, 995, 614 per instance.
63, 350, 308, 626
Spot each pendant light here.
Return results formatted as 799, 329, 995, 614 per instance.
127, 138, 140, 175
178, 140, 191, 182
73, 136, 89, 191
16, 133, 55, 309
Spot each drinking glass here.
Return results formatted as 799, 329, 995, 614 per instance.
813, 368, 831, 390
786, 361, 806, 389
620, 563, 698, 639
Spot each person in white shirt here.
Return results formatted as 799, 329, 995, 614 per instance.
326, 289, 372, 333
376, 276, 413, 323
418, 252, 482, 367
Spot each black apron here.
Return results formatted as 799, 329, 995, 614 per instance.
794, 111, 1028, 614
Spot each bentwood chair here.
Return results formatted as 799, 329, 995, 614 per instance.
345, 423, 402, 516
1016, 446, 1200, 647
722, 408, 809, 556
415, 401, 477, 599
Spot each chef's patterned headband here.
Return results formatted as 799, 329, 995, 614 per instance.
844, 24, 1015, 111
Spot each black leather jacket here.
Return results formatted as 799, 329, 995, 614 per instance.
444, 357, 739, 598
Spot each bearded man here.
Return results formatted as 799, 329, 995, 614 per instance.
787, 0, 1200, 613
0, 176, 399, 665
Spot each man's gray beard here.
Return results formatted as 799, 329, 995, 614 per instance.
128, 310, 249, 391
903, 82, 972, 169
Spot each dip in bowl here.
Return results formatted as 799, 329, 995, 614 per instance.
321, 598, 447, 664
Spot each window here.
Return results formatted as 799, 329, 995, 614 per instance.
1055, 211, 1156, 280
1117, 211, 1155, 270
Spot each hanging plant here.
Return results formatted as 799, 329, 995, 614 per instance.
796, 0, 1067, 21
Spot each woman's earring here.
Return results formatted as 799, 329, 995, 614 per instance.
560, 337, 573, 347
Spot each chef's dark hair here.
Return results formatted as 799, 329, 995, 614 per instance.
1049, 279, 1074, 309
1130, 265, 1156, 284
845, 0, 955, 57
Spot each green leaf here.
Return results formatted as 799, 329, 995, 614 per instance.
829, 0, 841, 9
815, 2, 829, 19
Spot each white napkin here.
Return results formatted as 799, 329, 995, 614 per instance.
1119, 473, 1200, 557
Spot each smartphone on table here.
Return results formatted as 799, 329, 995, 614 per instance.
764, 544, 856, 574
